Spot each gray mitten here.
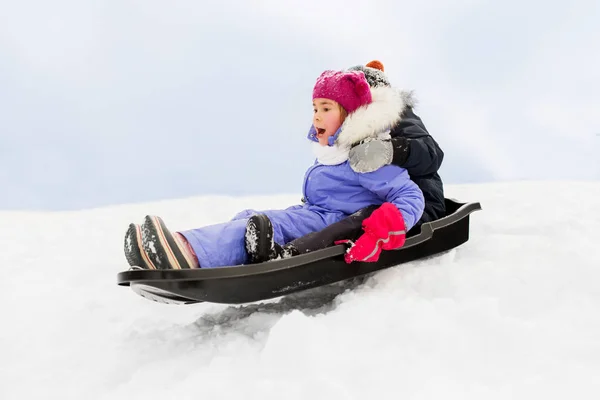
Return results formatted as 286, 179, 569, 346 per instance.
348, 139, 393, 173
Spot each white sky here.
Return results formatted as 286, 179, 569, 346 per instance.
1, 0, 599, 210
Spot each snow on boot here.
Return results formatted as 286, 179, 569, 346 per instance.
245, 214, 299, 263
141, 215, 198, 269
280, 243, 300, 259
124, 223, 156, 270
245, 214, 276, 264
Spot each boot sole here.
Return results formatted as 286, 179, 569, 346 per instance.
142, 216, 192, 270
124, 224, 156, 270
245, 214, 274, 263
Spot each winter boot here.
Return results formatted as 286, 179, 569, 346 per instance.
141, 215, 199, 269
124, 223, 156, 270
245, 214, 299, 264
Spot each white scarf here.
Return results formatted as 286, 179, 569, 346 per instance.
311, 142, 349, 165
311, 129, 393, 166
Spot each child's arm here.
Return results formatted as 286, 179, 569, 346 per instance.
357, 165, 424, 231
339, 166, 424, 263
393, 136, 444, 176
349, 109, 444, 175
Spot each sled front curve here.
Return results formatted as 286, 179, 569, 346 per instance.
117, 198, 482, 305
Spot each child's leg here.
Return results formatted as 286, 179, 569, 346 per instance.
179, 218, 251, 268
174, 232, 199, 266
141, 216, 200, 269
286, 205, 379, 253
245, 207, 364, 262
245, 213, 302, 263
181, 207, 334, 267
260, 208, 335, 245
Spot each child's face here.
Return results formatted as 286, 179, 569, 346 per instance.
313, 98, 344, 146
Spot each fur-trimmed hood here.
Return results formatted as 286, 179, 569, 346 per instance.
307, 86, 415, 149
336, 86, 414, 148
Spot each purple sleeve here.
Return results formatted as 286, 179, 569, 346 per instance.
357, 165, 424, 230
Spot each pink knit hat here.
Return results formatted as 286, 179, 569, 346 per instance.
312, 70, 372, 114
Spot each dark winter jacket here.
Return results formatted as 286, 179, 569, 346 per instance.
389, 102, 445, 224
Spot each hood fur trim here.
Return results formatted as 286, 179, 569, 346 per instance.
335, 87, 412, 148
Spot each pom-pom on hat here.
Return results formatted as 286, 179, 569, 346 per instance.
347, 59, 390, 88
366, 60, 384, 71
312, 70, 372, 114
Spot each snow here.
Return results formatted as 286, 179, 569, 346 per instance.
2, 181, 600, 400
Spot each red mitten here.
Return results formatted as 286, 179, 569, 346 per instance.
342, 203, 406, 263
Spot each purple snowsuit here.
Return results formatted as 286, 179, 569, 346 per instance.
180, 87, 425, 268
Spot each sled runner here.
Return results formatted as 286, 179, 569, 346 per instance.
117, 198, 482, 305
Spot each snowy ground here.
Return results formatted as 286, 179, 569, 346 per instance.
1, 181, 600, 400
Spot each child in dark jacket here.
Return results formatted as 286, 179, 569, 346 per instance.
123, 69, 424, 270
347, 60, 445, 224
253, 61, 446, 264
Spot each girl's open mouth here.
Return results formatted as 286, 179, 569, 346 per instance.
316, 128, 326, 137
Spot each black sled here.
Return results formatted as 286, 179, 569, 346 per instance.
117, 198, 482, 305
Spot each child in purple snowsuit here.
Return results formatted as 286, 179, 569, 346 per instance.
257, 60, 446, 264
123, 69, 425, 270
